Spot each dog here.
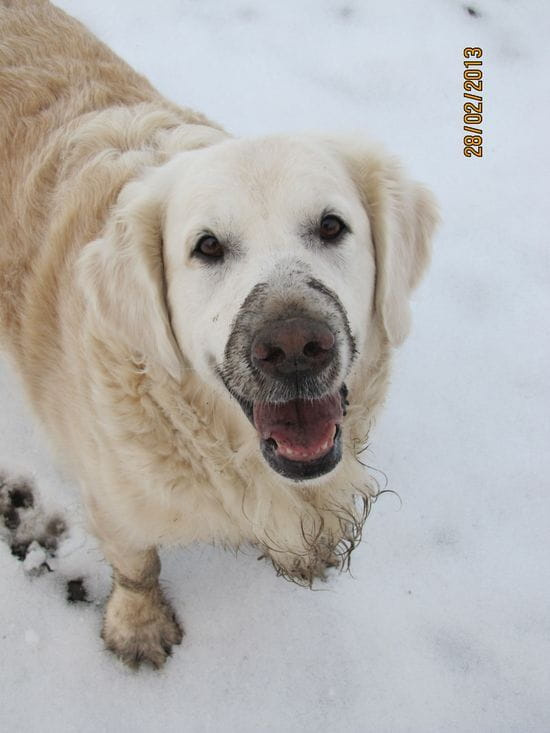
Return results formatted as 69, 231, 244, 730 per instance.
0, 0, 438, 668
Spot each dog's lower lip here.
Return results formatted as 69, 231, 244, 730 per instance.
254, 388, 346, 478
223, 380, 347, 478
264, 424, 340, 462
260, 424, 343, 480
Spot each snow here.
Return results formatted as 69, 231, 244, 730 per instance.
1, 1, 549, 731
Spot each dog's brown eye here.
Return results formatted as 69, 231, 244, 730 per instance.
195, 234, 224, 259
319, 214, 346, 242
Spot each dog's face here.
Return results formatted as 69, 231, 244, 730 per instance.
162, 138, 375, 481
79, 135, 437, 482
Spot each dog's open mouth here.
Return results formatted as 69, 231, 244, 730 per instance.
250, 387, 346, 481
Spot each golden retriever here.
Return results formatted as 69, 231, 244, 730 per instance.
0, 0, 437, 667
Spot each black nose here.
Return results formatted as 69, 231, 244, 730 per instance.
251, 317, 335, 379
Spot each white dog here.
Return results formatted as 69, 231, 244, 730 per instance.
0, 0, 437, 667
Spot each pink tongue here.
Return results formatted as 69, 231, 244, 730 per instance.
253, 393, 343, 462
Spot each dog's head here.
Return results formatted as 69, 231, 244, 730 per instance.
79, 135, 437, 482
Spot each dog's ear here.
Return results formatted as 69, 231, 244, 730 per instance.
77, 176, 182, 379
330, 138, 439, 346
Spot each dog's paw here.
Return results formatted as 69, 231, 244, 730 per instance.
102, 585, 184, 669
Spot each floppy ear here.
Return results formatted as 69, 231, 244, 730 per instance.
77, 176, 182, 379
331, 138, 439, 346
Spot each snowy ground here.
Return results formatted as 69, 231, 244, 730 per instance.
1, 1, 549, 731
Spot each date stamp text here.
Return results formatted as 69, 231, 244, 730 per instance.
463, 47, 483, 157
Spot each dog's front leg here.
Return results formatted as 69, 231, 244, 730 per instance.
100, 543, 183, 669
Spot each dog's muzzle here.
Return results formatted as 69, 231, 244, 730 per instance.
218, 274, 355, 481
248, 316, 343, 478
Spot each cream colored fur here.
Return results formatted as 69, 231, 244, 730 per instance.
0, 0, 438, 667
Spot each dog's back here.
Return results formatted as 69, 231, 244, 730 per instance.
0, 1, 213, 372
0, 2, 150, 335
